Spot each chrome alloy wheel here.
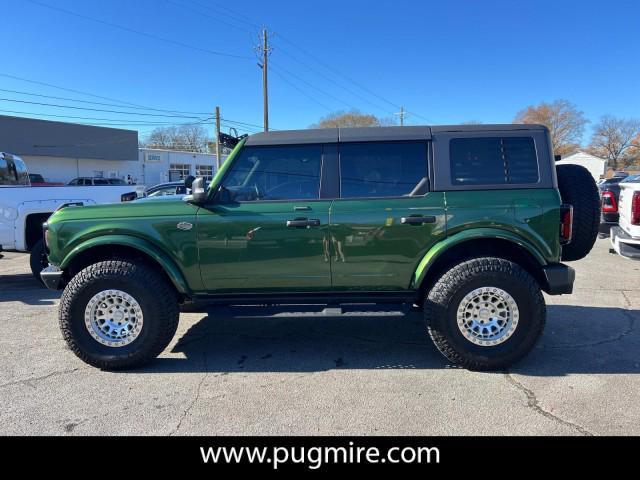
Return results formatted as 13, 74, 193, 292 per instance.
84, 290, 144, 347
456, 286, 519, 346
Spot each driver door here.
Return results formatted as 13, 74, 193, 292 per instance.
196, 144, 333, 293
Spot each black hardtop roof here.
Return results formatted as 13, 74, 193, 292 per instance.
245, 124, 548, 146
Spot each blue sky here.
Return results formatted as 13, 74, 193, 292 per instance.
2, 0, 638, 142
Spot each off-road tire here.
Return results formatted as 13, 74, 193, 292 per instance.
556, 164, 600, 261
424, 257, 546, 371
29, 239, 48, 284
59, 259, 179, 370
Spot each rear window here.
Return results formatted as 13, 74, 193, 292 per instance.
450, 137, 539, 186
339, 142, 428, 198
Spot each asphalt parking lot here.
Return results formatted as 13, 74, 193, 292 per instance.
1, 238, 639, 436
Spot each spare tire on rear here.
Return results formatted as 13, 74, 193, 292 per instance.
556, 164, 600, 261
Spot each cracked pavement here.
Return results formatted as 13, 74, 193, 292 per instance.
0, 238, 639, 435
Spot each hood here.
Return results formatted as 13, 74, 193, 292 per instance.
49, 196, 198, 223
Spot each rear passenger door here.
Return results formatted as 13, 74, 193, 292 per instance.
329, 141, 446, 291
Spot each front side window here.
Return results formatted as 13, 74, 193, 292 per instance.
339, 142, 428, 198
222, 145, 322, 202
450, 137, 539, 186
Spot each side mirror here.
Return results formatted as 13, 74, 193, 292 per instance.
184, 177, 208, 205
184, 175, 195, 189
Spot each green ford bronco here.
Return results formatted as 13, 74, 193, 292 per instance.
41, 124, 600, 371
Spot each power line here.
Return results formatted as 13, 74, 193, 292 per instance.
272, 44, 396, 115
163, 0, 254, 34
270, 68, 333, 112
25, 0, 253, 60
221, 117, 274, 130
0, 88, 214, 116
0, 97, 209, 119
185, 0, 260, 29
276, 33, 401, 110
0, 108, 263, 134
0, 73, 162, 110
0, 109, 212, 125
275, 34, 435, 123
271, 62, 356, 110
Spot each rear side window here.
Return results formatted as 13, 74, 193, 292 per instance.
339, 142, 428, 198
450, 137, 539, 186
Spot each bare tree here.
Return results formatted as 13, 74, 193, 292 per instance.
514, 99, 588, 157
588, 115, 640, 169
311, 109, 396, 128
143, 124, 212, 153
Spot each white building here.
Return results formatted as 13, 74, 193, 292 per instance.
0, 115, 226, 187
0, 115, 139, 183
556, 150, 607, 181
139, 148, 226, 187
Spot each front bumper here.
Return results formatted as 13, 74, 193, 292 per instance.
542, 263, 575, 295
610, 226, 640, 260
41, 264, 64, 290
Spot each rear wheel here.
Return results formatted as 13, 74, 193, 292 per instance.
556, 164, 600, 261
59, 259, 179, 370
424, 257, 546, 371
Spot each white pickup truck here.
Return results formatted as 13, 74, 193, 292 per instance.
610, 177, 640, 260
0, 152, 137, 279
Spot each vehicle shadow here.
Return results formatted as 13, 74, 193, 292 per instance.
139, 304, 640, 376
0, 273, 60, 305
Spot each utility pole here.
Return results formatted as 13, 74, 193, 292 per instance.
214, 106, 221, 170
256, 28, 272, 132
395, 106, 406, 126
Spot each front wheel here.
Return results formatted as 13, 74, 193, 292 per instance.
59, 259, 179, 370
424, 257, 546, 371
29, 239, 48, 284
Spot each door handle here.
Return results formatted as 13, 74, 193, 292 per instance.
286, 218, 321, 227
401, 215, 436, 225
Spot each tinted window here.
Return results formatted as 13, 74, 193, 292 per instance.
0, 157, 29, 186
13, 158, 29, 185
94, 179, 109, 185
148, 186, 178, 197
223, 145, 321, 201
450, 137, 538, 185
340, 142, 427, 198
0, 157, 14, 185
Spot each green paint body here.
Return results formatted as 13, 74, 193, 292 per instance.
46, 141, 562, 296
